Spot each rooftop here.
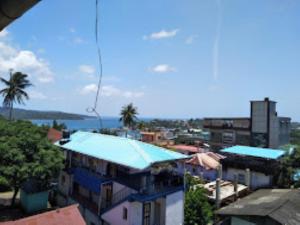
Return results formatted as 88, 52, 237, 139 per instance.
216, 189, 300, 225
170, 145, 204, 154
186, 152, 225, 170
0, 204, 85, 225
221, 145, 285, 160
56, 131, 188, 170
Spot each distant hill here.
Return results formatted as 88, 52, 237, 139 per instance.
0, 107, 94, 120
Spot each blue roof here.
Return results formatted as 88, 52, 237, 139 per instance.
221, 145, 285, 159
56, 131, 188, 170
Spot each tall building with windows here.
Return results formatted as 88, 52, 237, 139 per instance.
55, 131, 188, 225
203, 98, 291, 151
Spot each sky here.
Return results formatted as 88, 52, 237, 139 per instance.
0, 0, 300, 120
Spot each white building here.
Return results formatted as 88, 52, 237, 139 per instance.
55, 131, 188, 225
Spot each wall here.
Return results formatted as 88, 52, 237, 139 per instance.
101, 201, 131, 225
251, 101, 268, 134
165, 191, 184, 225
58, 170, 72, 196
224, 168, 272, 189
231, 217, 256, 225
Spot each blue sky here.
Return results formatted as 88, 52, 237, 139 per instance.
0, 0, 300, 120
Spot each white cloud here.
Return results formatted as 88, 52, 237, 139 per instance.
150, 64, 176, 73
185, 35, 198, 44
80, 84, 98, 95
29, 90, 47, 99
0, 29, 9, 38
143, 29, 179, 40
0, 42, 54, 83
79, 64, 95, 74
73, 37, 84, 44
80, 84, 144, 98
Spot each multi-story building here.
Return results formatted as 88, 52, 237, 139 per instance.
55, 131, 188, 225
203, 98, 291, 151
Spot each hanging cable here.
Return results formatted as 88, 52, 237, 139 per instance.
86, 0, 103, 130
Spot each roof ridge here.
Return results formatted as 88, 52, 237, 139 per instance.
127, 139, 153, 164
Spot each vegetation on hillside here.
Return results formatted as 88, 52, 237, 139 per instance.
0, 118, 64, 206
137, 118, 203, 131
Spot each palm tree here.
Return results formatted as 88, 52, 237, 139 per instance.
0, 71, 32, 120
119, 103, 138, 136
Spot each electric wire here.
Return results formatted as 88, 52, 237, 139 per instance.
86, 0, 103, 130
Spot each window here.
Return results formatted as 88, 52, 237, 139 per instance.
123, 207, 128, 220
143, 203, 151, 225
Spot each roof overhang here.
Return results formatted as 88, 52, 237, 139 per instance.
0, 0, 40, 31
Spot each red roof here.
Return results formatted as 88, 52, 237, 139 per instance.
171, 145, 204, 153
47, 128, 62, 143
0, 205, 85, 225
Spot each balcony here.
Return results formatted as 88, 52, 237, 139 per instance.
71, 190, 99, 215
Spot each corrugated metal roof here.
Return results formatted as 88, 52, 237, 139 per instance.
216, 189, 300, 225
0, 204, 85, 225
221, 145, 285, 159
56, 131, 188, 170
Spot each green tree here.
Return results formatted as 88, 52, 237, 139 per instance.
119, 103, 138, 134
184, 173, 213, 225
0, 71, 32, 120
0, 119, 64, 206
52, 119, 67, 131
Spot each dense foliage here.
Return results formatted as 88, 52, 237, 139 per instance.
184, 173, 213, 225
0, 118, 64, 205
137, 118, 203, 131
0, 107, 92, 120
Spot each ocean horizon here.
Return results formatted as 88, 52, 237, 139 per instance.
31, 117, 154, 131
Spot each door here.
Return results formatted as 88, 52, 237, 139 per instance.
154, 202, 161, 225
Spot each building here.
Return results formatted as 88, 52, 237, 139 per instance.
169, 145, 204, 155
220, 146, 285, 189
47, 128, 63, 143
55, 131, 188, 225
177, 152, 225, 181
203, 98, 291, 151
201, 180, 248, 206
0, 204, 86, 225
216, 189, 300, 225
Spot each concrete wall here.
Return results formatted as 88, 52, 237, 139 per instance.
224, 168, 272, 189
102, 201, 131, 225
165, 191, 184, 225
251, 101, 268, 134
231, 217, 256, 225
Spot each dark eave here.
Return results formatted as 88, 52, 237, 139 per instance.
0, 0, 40, 31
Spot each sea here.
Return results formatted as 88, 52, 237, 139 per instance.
31, 117, 152, 131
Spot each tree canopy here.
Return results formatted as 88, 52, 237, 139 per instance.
0, 71, 32, 120
119, 103, 138, 129
0, 118, 64, 205
184, 173, 213, 225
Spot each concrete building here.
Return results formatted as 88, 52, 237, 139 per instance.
203, 98, 291, 151
216, 189, 300, 225
220, 146, 286, 190
55, 131, 188, 225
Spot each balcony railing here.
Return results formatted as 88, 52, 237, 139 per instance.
71, 191, 99, 215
